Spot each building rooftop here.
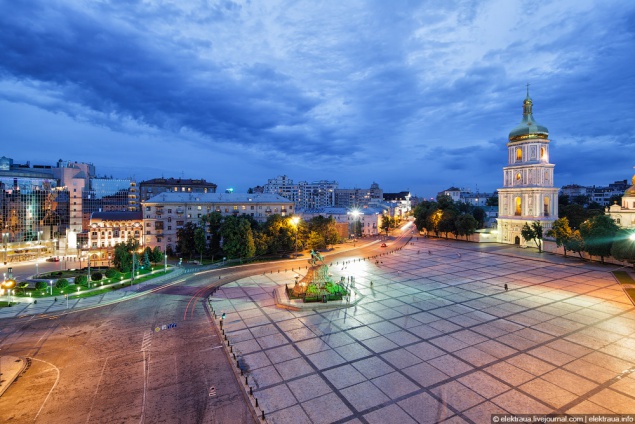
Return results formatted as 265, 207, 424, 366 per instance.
144, 192, 292, 204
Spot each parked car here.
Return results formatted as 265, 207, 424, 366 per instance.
46, 256, 60, 262
380, 243, 387, 247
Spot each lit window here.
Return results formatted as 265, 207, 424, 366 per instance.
516, 148, 522, 161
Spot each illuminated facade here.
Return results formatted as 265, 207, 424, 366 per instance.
142, 192, 294, 252
497, 89, 558, 246
87, 211, 143, 263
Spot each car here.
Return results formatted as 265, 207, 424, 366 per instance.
380, 243, 387, 247
46, 256, 60, 262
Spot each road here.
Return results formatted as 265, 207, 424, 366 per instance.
0, 228, 413, 423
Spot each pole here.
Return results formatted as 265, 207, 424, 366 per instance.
164, 251, 167, 273
87, 255, 91, 288
132, 252, 135, 282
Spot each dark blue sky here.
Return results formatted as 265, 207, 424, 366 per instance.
1, 0, 634, 198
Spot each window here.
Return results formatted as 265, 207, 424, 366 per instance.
146, 222, 151, 227
167, 209, 172, 213
516, 173, 521, 182
167, 217, 172, 222
168, 226, 172, 230
197, 206, 202, 210
540, 147, 546, 160
251, 205, 255, 210
543, 197, 550, 216
233, 206, 238, 210
146, 206, 151, 211
187, 214, 191, 218
515, 197, 522, 216
516, 148, 522, 161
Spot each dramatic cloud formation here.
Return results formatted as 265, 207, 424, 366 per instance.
1, 0, 634, 196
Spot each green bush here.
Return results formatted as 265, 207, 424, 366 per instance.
55, 279, 69, 289
105, 269, 120, 279
91, 272, 103, 281
75, 275, 88, 286
35, 281, 48, 290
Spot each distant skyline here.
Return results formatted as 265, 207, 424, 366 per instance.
1, 1, 634, 198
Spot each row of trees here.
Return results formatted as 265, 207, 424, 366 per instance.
542, 215, 635, 264
413, 194, 485, 239
112, 238, 165, 273
174, 212, 342, 261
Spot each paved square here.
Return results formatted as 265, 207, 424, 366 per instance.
210, 239, 635, 423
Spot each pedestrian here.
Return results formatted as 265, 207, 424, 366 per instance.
428, 250, 431, 255
504, 283, 508, 291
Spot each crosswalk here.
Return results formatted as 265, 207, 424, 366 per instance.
141, 330, 152, 351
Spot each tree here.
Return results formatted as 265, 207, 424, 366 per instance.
150, 246, 164, 265
91, 272, 103, 281
221, 216, 256, 259
75, 275, 88, 286
472, 207, 486, 229
18, 282, 29, 295
521, 221, 544, 252
307, 231, 323, 250
204, 212, 224, 260
176, 222, 198, 259
142, 249, 151, 269
436, 193, 454, 210
55, 278, 69, 289
261, 215, 295, 254
427, 209, 443, 237
580, 215, 619, 263
559, 203, 590, 230
611, 229, 635, 267
438, 210, 457, 239
546, 217, 573, 257
113, 238, 141, 273
380, 215, 393, 236
485, 195, 498, 207
413, 200, 438, 232
608, 194, 622, 207
306, 215, 339, 249
455, 214, 478, 240
565, 230, 585, 259
194, 227, 206, 264
35, 281, 47, 291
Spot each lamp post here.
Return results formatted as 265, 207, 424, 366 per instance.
49, 280, 53, 296
87, 255, 91, 288
291, 216, 300, 258
164, 250, 167, 274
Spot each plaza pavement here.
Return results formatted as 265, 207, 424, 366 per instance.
211, 238, 635, 423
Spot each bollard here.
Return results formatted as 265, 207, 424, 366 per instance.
241, 368, 243, 375
245, 376, 248, 385
236, 359, 239, 368
262, 411, 265, 420
227, 340, 230, 346
255, 398, 258, 408
230, 346, 233, 353
250, 386, 253, 395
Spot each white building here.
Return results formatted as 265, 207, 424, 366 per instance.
606, 169, 635, 228
497, 89, 558, 246
263, 175, 337, 209
299, 207, 384, 237
143, 192, 294, 252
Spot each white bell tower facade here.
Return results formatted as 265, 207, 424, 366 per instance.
497, 87, 559, 246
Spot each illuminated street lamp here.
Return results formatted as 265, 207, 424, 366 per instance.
291, 216, 300, 258
49, 280, 53, 296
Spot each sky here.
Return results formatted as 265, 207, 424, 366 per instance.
1, 0, 634, 198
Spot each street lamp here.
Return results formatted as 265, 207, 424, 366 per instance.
49, 280, 53, 296
291, 216, 300, 258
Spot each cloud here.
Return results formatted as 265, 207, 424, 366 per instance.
0, 0, 634, 197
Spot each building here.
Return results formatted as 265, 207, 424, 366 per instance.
383, 191, 411, 218
497, 89, 558, 246
437, 187, 495, 207
334, 182, 384, 208
87, 210, 143, 264
263, 175, 338, 209
299, 207, 384, 237
0, 156, 138, 261
142, 192, 294, 252
606, 169, 635, 228
139, 178, 217, 201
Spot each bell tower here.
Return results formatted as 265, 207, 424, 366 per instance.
497, 86, 559, 246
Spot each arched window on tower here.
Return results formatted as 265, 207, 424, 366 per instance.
516, 148, 522, 162
543, 197, 550, 217
515, 197, 522, 216
540, 147, 547, 161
